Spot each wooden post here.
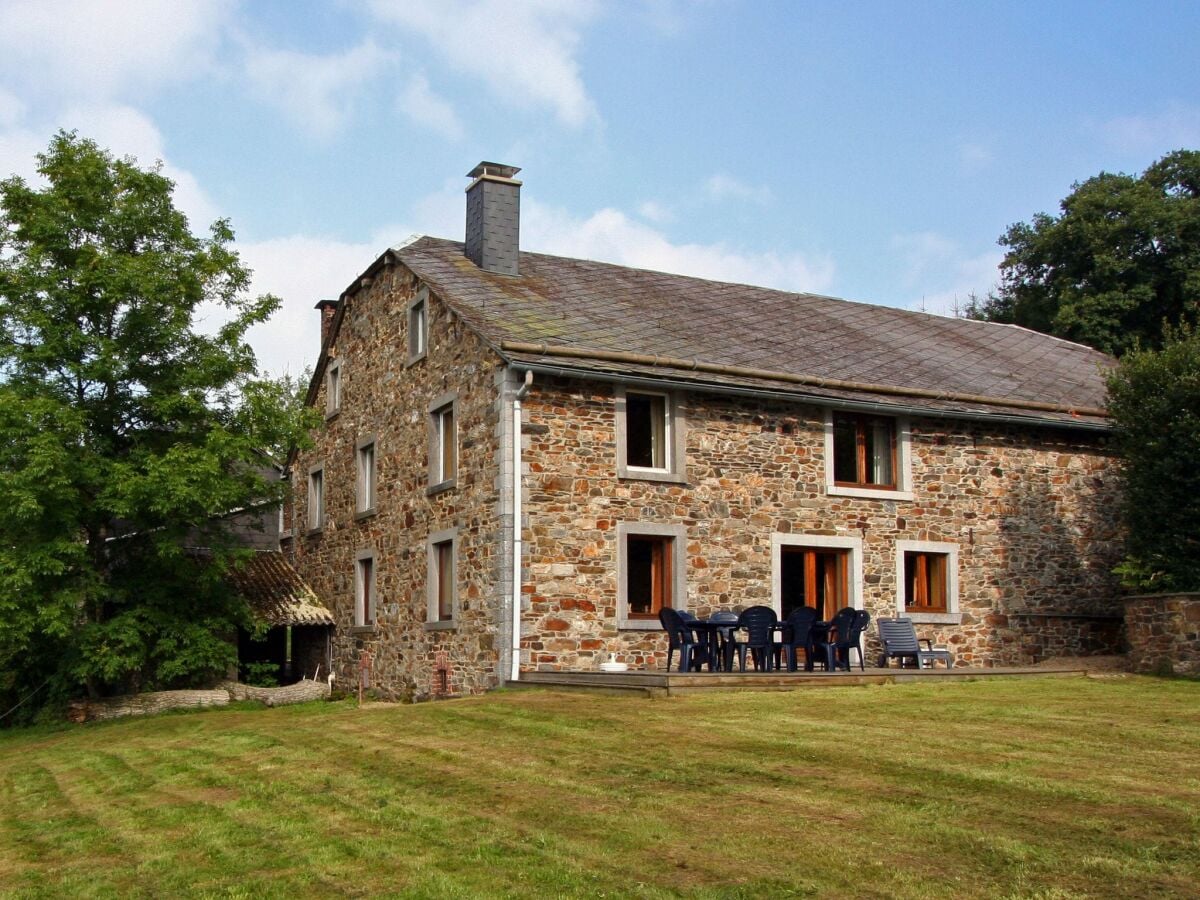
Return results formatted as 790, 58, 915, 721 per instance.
358, 650, 372, 707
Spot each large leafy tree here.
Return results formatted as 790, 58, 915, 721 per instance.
0, 133, 312, 719
969, 150, 1200, 356
1105, 326, 1200, 592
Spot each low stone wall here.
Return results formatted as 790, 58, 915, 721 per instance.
68, 680, 332, 723
1124, 592, 1200, 675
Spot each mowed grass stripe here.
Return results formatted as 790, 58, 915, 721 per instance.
0, 677, 1197, 898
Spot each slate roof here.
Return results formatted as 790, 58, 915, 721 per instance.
350, 236, 1112, 428
226, 552, 334, 627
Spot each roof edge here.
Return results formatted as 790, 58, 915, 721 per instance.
500, 340, 1109, 419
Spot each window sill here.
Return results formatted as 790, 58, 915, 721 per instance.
349, 624, 377, 635
354, 507, 377, 521
426, 478, 457, 496
618, 618, 664, 631
618, 468, 687, 485
423, 620, 457, 632
405, 351, 427, 369
903, 611, 962, 625
324, 409, 340, 422
305, 527, 323, 537
827, 485, 914, 502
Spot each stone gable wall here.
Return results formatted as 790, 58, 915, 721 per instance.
520, 376, 1123, 671
287, 263, 506, 700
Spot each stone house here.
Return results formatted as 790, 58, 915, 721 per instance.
283, 162, 1123, 700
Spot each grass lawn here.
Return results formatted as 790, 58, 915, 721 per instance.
1, 676, 1198, 898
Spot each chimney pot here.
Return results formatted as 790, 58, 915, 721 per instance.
314, 298, 338, 350
465, 161, 522, 276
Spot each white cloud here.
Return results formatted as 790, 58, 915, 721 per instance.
236, 234, 390, 377
366, 0, 600, 127
242, 40, 395, 140
704, 173, 772, 205
524, 199, 834, 293
891, 231, 1002, 317
398, 73, 465, 141
0, 89, 25, 130
636, 200, 673, 223
0, 0, 230, 101
1102, 102, 1200, 155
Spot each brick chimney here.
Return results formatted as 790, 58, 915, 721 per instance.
314, 298, 338, 349
465, 162, 522, 276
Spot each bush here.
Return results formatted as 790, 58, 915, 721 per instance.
1106, 326, 1200, 591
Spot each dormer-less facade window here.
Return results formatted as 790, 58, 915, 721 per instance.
326, 359, 342, 417
428, 392, 457, 492
354, 550, 376, 628
824, 410, 913, 501
616, 386, 686, 483
407, 290, 428, 365
307, 466, 324, 533
356, 436, 377, 516
833, 413, 895, 488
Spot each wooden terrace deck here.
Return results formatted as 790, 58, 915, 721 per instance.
512, 665, 1097, 697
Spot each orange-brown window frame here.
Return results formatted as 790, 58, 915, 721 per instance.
626, 535, 673, 619
783, 547, 850, 620
904, 551, 948, 613
833, 413, 897, 489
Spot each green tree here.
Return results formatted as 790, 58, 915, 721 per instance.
1105, 326, 1200, 592
0, 132, 313, 720
970, 150, 1200, 356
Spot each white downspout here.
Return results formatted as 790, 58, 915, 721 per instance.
510, 369, 533, 681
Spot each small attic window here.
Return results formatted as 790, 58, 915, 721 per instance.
407, 289, 428, 365
325, 358, 342, 417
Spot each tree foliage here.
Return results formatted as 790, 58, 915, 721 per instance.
0, 133, 313, 720
1105, 326, 1200, 592
968, 150, 1200, 356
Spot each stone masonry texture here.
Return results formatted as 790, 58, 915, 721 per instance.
1124, 593, 1200, 675
289, 264, 1123, 698
519, 376, 1122, 672
288, 262, 505, 701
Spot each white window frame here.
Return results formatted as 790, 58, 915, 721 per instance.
406, 288, 428, 366
823, 409, 913, 501
325, 358, 342, 418
771, 533, 864, 618
615, 385, 686, 483
306, 465, 324, 533
428, 392, 457, 493
355, 435, 377, 516
425, 527, 459, 629
616, 521, 688, 630
354, 549, 376, 629
895, 539, 961, 624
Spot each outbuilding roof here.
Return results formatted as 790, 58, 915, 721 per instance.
384, 237, 1112, 428
226, 551, 334, 627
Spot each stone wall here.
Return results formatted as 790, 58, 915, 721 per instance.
520, 376, 1123, 671
287, 262, 506, 700
1124, 593, 1200, 675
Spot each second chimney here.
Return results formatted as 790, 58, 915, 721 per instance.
465, 162, 521, 276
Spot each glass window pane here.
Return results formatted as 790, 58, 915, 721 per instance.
358, 558, 373, 625
867, 420, 894, 486
437, 541, 454, 620
626, 393, 666, 469
833, 416, 858, 483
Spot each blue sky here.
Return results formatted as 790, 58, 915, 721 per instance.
2, 0, 1198, 376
